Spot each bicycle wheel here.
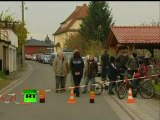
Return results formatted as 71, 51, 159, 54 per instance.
139, 81, 155, 99
117, 82, 127, 99
94, 83, 103, 95
113, 82, 119, 95
104, 84, 109, 92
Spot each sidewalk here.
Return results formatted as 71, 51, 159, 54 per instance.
95, 77, 160, 120
110, 94, 160, 120
0, 62, 32, 94
8, 63, 28, 81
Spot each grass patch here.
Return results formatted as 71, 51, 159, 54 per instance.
0, 63, 28, 90
0, 79, 11, 90
0, 71, 7, 79
154, 83, 160, 93
0, 71, 10, 90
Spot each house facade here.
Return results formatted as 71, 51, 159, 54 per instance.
0, 28, 18, 73
25, 37, 54, 55
53, 3, 88, 52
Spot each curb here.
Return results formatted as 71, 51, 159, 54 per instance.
0, 62, 33, 94
110, 95, 142, 120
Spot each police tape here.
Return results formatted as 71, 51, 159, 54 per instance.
68, 73, 160, 89
0, 93, 16, 104
0, 73, 159, 104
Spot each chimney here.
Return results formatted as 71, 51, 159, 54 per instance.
83, 3, 87, 7
76, 6, 81, 10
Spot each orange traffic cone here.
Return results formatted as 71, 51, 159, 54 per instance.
39, 90, 45, 103
127, 88, 135, 104
68, 88, 76, 104
89, 91, 95, 103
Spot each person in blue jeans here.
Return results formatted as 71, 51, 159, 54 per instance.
107, 56, 118, 95
82, 54, 98, 94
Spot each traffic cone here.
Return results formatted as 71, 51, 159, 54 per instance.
127, 88, 135, 104
68, 88, 76, 104
89, 91, 95, 103
39, 90, 45, 103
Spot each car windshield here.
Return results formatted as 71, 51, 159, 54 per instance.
44, 55, 51, 58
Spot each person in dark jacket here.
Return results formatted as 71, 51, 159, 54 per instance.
115, 51, 129, 80
126, 52, 139, 77
144, 52, 152, 66
82, 54, 98, 94
107, 56, 118, 95
70, 50, 84, 97
101, 49, 109, 81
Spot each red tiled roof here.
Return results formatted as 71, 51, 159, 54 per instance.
54, 4, 88, 35
111, 26, 160, 44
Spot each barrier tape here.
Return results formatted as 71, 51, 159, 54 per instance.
68, 73, 160, 89
0, 73, 159, 105
0, 93, 16, 104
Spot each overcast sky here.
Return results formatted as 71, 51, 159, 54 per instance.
0, 1, 159, 41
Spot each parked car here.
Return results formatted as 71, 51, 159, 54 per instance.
42, 54, 51, 64
50, 51, 73, 65
50, 53, 57, 65
38, 54, 45, 63
25, 54, 32, 60
32, 54, 37, 61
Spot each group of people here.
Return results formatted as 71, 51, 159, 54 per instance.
53, 50, 98, 97
53, 49, 154, 98
101, 49, 153, 97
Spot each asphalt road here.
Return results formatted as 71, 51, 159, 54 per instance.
0, 60, 137, 120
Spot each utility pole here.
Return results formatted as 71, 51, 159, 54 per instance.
21, 1, 25, 66
97, 25, 102, 60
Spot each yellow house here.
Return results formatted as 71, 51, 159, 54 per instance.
53, 4, 88, 52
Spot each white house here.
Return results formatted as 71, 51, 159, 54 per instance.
0, 28, 18, 73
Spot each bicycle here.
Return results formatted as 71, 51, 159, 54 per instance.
117, 71, 155, 99
94, 69, 125, 95
94, 76, 121, 95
